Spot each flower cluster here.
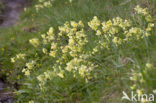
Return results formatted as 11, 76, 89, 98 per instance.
65, 58, 93, 78
88, 8, 154, 51
60, 21, 87, 57
37, 70, 53, 90
35, 0, 54, 12
35, 9, 154, 92
10, 5, 155, 102
22, 60, 36, 76
135, 5, 148, 15
11, 53, 25, 63
134, 5, 153, 22
12, 5, 154, 83
129, 63, 155, 100
29, 38, 39, 48
88, 16, 100, 31
127, 6, 155, 98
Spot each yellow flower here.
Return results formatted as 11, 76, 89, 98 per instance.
26, 61, 35, 70
37, 75, 44, 82
145, 15, 152, 22
146, 27, 151, 32
96, 30, 102, 36
135, 5, 148, 15
136, 89, 143, 96
47, 27, 54, 35
106, 76, 110, 81
112, 37, 122, 45
88, 16, 100, 31
29, 38, 39, 47
130, 84, 136, 90
79, 65, 88, 77
44, 1, 51, 7
11, 57, 15, 63
109, 27, 118, 34
59, 26, 66, 32
62, 46, 68, 53
57, 71, 64, 78
44, 70, 52, 80
69, 0, 72, 3
49, 51, 56, 57
146, 23, 154, 31
130, 74, 137, 81
102, 20, 112, 33
153, 90, 156, 94
71, 21, 78, 28
106, 20, 112, 27
1, 48, 4, 53
28, 100, 34, 103
51, 42, 57, 49
41, 34, 46, 39
16, 53, 25, 59
42, 48, 48, 54
145, 32, 151, 37
25, 70, 30, 76
148, 23, 154, 28
69, 38, 75, 45
78, 21, 84, 28
113, 37, 118, 44
146, 63, 153, 68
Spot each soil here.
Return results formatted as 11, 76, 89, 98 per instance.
0, 0, 30, 27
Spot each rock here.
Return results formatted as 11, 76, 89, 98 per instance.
0, 81, 13, 103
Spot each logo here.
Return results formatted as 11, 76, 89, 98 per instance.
122, 91, 154, 102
